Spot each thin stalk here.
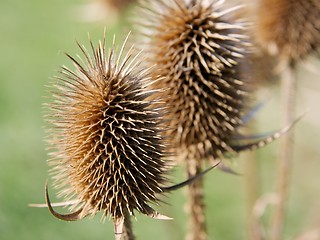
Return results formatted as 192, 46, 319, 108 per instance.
243, 131, 262, 240
270, 63, 297, 240
185, 157, 207, 240
123, 211, 135, 240
244, 150, 260, 216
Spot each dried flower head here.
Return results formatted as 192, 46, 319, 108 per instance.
136, 0, 252, 162
257, 0, 320, 64
44, 33, 171, 234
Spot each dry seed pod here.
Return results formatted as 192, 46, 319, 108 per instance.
136, 0, 252, 162
257, 0, 320, 64
44, 33, 171, 236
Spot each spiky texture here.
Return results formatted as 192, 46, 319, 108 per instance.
137, 0, 250, 162
45, 34, 169, 223
257, 0, 320, 64
135, 1, 251, 239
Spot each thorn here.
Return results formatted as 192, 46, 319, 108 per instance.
28, 200, 80, 208
231, 111, 307, 152
162, 161, 220, 192
147, 211, 173, 220
45, 180, 83, 221
218, 163, 241, 175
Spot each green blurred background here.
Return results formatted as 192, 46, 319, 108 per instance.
0, 0, 319, 239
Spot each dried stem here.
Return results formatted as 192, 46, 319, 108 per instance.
185, 158, 207, 240
271, 63, 297, 240
244, 151, 260, 215
123, 211, 135, 240
243, 127, 262, 240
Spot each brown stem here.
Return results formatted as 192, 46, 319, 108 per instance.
123, 211, 135, 240
244, 151, 260, 212
185, 157, 207, 240
271, 63, 297, 240
243, 130, 262, 240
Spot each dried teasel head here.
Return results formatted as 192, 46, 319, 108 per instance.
257, 0, 320, 65
44, 32, 172, 235
136, 0, 253, 162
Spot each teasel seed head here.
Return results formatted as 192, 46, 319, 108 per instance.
136, 0, 252, 162
44, 32, 170, 227
257, 0, 320, 64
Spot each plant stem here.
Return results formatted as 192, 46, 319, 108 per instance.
270, 63, 297, 240
243, 135, 262, 240
244, 151, 260, 213
185, 157, 207, 240
123, 211, 135, 240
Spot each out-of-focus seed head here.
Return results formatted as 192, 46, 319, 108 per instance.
44, 33, 170, 224
245, 48, 279, 89
75, 0, 137, 23
257, 0, 320, 64
136, 0, 251, 162
103, 0, 137, 10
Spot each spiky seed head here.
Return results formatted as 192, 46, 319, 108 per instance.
136, 0, 251, 162
44, 33, 169, 222
245, 48, 278, 89
257, 0, 320, 64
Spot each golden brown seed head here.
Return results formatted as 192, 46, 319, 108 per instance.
257, 0, 320, 64
45, 34, 169, 221
137, 0, 250, 161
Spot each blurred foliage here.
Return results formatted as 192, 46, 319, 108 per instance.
0, 0, 319, 239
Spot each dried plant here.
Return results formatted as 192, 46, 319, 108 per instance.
42, 30, 219, 240
136, 0, 252, 163
134, 0, 288, 239
44, 33, 172, 240
257, 0, 320, 65
256, 1, 320, 240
